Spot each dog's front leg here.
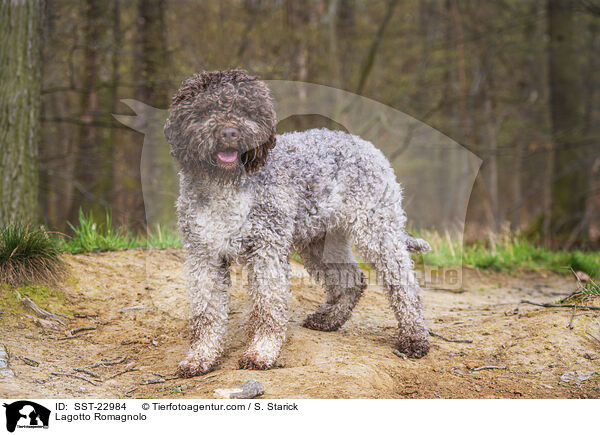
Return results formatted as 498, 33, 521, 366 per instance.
239, 251, 291, 370
178, 256, 229, 377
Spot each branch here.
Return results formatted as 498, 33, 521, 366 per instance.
356, 0, 399, 95
42, 116, 131, 129
520, 300, 600, 310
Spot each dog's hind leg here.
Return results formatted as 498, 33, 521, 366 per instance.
352, 219, 430, 358
300, 231, 366, 332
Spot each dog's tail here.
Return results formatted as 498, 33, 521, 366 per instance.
406, 236, 431, 254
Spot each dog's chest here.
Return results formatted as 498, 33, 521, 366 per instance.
191, 187, 253, 256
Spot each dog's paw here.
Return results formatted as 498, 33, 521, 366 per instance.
397, 334, 430, 359
177, 357, 216, 378
302, 311, 342, 332
238, 352, 276, 370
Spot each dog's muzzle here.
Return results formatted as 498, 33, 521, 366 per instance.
214, 127, 242, 166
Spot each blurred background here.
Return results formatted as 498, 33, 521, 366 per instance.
1, 0, 599, 248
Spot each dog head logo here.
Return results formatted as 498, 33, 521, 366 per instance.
3, 401, 50, 433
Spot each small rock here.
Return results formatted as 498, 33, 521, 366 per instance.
214, 380, 265, 399
560, 371, 598, 384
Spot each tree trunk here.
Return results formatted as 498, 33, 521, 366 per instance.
510, 141, 523, 231
69, 0, 110, 222
136, 0, 177, 229
0, 0, 44, 226
484, 96, 500, 232
547, 0, 586, 239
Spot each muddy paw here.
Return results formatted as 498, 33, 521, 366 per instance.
238, 352, 275, 370
302, 312, 342, 332
397, 334, 430, 359
177, 358, 215, 378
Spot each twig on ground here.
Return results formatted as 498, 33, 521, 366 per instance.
519, 300, 600, 310
195, 373, 219, 382
560, 268, 586, 304
143, 375, 179, 385
429, 330, 473, 343
87, 356, 127, 368
15, 291, 68, 324
74, 368, 101, 379
56, 332, 92, 340
106, 363, 137, 380
426, 287, 466, 294
568, 306, 576, 329
70, 326, 96, 335
119, 306, 153, 312
51, 372, 98, 385
586, 332, 600, 345
471, 365, 507, 372
143, 378, 166, 384
21, 357, 40, 367
124, 387, 138, 396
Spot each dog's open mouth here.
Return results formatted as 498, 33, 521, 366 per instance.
215, 149, 239, 165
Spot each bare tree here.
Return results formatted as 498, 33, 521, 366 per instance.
69, 0, 111, 222
546, 0, 587, 240
136, 0, 176, 228
0, 0, 45, 226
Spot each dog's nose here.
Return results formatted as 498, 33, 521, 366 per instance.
220, 127, 240, 142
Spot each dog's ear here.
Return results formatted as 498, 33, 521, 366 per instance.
242, 127, 276, 173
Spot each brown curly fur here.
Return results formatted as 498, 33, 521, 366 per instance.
164, 69, 276, 180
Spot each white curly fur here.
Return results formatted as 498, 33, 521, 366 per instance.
175, 127, 430, 375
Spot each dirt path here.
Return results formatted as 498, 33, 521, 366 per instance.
1, 249, 599, 398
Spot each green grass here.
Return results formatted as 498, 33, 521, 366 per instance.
17, 210, 596, 280
561, 279, 600, 304
0, 224, 67, 285
58, 210, 181, 254
415, 230, 600, 279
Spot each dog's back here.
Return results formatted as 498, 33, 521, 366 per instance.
250, 127, 405, 245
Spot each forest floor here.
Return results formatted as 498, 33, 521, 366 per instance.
1, 249, 599, 399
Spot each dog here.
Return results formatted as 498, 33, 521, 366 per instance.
164, 69, 431, 376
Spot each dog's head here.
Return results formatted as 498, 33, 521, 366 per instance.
164, 69, 276, 181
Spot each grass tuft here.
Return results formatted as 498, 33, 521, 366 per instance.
0, 224, 67, 286
59, 210, 181, 254
414, 230, 600, 279
60, 210, 138, 254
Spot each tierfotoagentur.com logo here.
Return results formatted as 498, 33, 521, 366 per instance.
2, 401, 50, 433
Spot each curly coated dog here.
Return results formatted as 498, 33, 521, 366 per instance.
164, 69, 431, 377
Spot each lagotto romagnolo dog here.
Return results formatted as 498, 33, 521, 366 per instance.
164, 69, 432, 377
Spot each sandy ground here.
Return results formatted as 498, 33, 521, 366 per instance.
1, 249, 599, 399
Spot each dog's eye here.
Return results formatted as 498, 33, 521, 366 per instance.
196, 109, 212, 119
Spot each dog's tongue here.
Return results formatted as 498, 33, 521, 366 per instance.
217, 150, 238, 163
